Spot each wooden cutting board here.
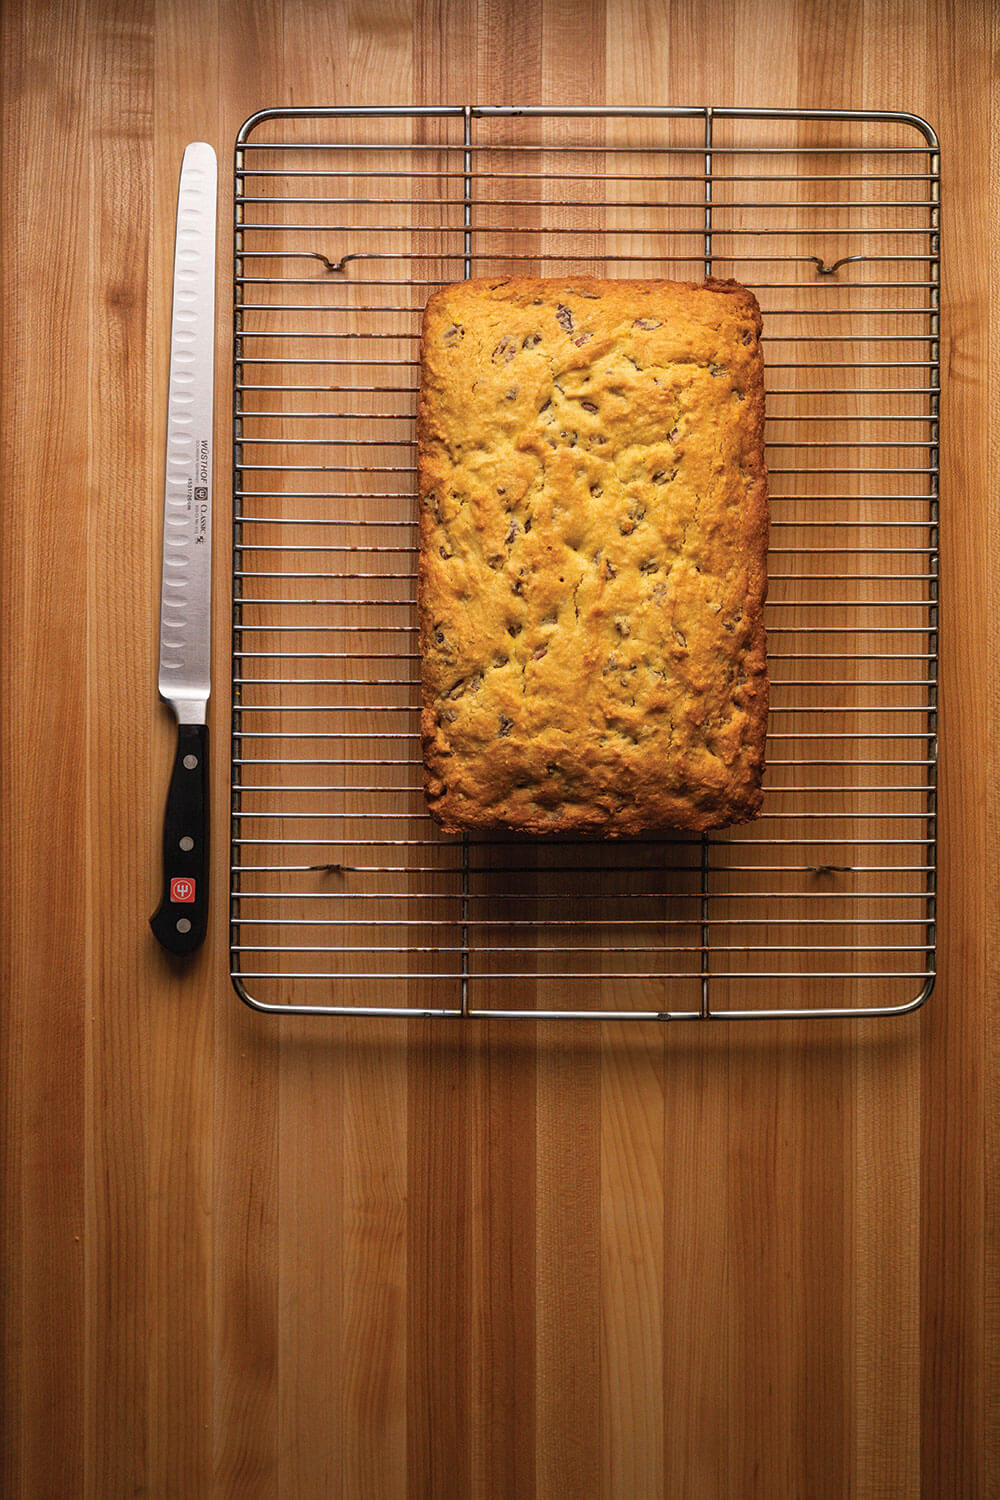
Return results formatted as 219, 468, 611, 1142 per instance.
2, 1, 997, 1496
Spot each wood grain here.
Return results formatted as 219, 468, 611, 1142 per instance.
2, 3, 93, 1495
922, 0, 991, 1490
1, 1, 998, 1497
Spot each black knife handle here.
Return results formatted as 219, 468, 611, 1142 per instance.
150, 721, 209, 955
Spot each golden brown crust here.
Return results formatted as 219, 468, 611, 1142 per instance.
418, 275, 769, 836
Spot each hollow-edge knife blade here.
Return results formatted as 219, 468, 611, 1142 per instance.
156, 140, 216, 722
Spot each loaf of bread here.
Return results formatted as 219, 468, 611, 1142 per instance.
417, 276, 768, 836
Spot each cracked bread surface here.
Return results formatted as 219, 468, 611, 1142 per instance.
418, 275, 769, 836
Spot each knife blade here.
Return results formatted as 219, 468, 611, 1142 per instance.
150, 141, 217, 955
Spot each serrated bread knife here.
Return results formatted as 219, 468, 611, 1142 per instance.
150, 142, 217, 955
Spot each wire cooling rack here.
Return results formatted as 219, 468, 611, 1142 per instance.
231, 105, 939, 1020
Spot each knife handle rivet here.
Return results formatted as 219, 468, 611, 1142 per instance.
176, 918, 192, 934
183, 753, 199, 770
179, 836, 195, 852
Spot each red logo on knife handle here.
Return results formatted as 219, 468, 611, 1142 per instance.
171, 877, 196, 903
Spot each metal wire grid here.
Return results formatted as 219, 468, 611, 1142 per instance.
231, 104, 939, 1020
